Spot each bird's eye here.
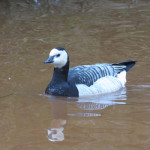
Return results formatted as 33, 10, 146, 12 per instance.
56, 54, 60, 57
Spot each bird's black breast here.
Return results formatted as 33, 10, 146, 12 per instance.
45, 81, 78, 97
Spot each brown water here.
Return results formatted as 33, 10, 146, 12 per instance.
0, 0, 150, 149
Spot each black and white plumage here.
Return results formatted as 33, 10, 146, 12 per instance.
44, 47, 136, 97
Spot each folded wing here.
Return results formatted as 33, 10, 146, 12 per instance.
68, 63, 126, 87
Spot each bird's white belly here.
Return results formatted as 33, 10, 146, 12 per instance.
76, 76, 124, 96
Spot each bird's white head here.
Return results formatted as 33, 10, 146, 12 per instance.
44, 47, 68, 68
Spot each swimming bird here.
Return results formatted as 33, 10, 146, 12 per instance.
44, 47, 136, 97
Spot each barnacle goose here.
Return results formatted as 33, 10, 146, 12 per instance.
44, 47, 136, 97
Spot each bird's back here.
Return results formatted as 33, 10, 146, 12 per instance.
67, 61, 135, 96
68, 63, 121, 86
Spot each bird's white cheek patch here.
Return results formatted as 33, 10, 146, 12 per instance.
49, 48, 59, 57
53, 53, 68, 68
76, 76, 123, 96
49, 48, 68, 68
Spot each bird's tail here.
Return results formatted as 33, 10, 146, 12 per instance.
113, 60, 136, 72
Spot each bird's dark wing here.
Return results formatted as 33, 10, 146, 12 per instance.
68, 63, 126, 87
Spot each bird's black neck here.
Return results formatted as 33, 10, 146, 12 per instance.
52, 61, 69, 83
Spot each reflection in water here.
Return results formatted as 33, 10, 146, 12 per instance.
0, 0, 150, 148
46, 99, 67, 142
47, 119, 66, 142
33, 0, 41, 9
68, 113, 101, 117
74, 88, 126, 110
46, 88, 126, 142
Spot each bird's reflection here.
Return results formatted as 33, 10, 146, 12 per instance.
45, 88, 126, 142
75, 88, 126, 110
47, 119, 66, 142
46, 99, 67, 142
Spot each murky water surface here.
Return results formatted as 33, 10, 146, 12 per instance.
0, 0, 150, 149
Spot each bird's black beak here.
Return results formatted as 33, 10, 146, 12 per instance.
44, 56, 54, 63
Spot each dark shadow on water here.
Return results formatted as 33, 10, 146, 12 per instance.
1, 0, 150, 17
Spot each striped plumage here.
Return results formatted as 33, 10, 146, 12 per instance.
68, 63, 125, 86
44, 47, 136, 97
